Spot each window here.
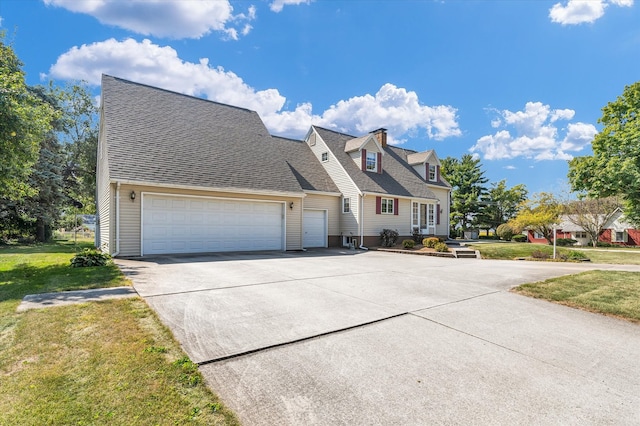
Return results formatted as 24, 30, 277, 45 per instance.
575, 232, 587, 239
412, 202, 419, 227
309, 133, 316, 146
428, 164, 436, 181
534, 231, 544, 239
614, 231, 627, 242
428, 204, 435, 226
321, 152, 328, 162
366, 152, 377, 171
381, 198, 394, 214
342, 197, 350, 213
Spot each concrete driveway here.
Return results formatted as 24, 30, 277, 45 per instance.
118, 249, 640, 425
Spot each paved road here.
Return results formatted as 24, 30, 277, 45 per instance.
117, 249, 640, 425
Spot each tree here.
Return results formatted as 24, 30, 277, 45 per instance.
441, 154, 488, 235
477, 180, 528, 232
568, 81, 640, 225
510, 192, 562, 244
0, 34, 57, 201
563, 196, 621, 247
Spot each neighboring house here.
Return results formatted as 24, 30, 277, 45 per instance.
525, 210, 639, 246
97, 75, 450, 256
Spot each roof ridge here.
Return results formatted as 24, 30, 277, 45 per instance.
102, 74, 257, 114
312, 125, 357, 139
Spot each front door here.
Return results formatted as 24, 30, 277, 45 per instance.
413, 202, 436, 235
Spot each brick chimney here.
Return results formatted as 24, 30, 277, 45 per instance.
370, 128, 387, 148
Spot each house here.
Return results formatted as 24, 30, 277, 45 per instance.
96, 75, 451, 256
525, 209, 639, 246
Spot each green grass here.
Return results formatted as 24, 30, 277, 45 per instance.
514, 270, 640, 323
468, 242, 640, 264
0, 241, 239, 425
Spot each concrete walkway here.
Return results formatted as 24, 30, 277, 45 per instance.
17, 286, 137, 312
117, 250, 640, 425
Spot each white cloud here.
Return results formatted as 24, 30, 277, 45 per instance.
42, 0, 255, 39
504, 165, 516, 170
549, 0, 633, 25
47, 38, 461, 142
270, 0, 313, 13
470, 102, 596, 161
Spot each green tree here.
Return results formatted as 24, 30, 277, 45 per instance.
0, 34, 57, 201
510, 192, 562, 244
477, 180, 528, 232
441, 154, 488, 235
568, 81, 640, 225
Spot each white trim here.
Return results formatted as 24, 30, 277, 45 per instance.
342, 197, 351, 213
111, 179, 303, 199
303, 190, 341, 197
362, 191, 437, 202
112, 182, 120, 257
140, 191, 287, 256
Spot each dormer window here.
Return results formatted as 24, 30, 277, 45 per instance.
366, 152, 377, 171
321, 152, 328, 162
428, 164, 437, 181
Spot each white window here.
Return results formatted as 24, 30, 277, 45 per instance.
321, 152, 328, 162
342, 197, 350, 213
428, 204, 435, 226
428, 164, 436, 181
575, 232, 587, 239
366, 152, 377, 171
534, 231, 544, 239
614, 231, 627, 242
381, 198, 394, 214
412, 202, 419, 227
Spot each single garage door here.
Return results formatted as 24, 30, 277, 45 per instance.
303, 209, 327, 248
143, 194, 284, 255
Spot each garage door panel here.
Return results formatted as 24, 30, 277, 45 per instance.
303, 210, 327, 248
143, 195, 284, 255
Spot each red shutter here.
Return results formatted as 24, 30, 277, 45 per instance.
361, 148, 367, 171
377, 152, 382, 174
376, 196, 381, 214
436, 204, 441, 224
394, 198, 399, 216
436, 165, 440, 182
425, 162, 430, 181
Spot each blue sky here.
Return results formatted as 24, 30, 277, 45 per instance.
2, 0, 639, 195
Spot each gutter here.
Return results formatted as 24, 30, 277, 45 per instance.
359, 193, 368, 250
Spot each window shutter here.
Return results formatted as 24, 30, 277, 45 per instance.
436, 204, 441, 224
394, 198, 399, 216
377, 152, 382, 174
436, 165, 440, 182
425, 163, 429, 180
376, 196, 381, 214
361, 149, 367, 171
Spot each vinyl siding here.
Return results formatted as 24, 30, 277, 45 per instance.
303, 194, 340, 236
429, 186, 450, 237
362, 196, 412, 236
95, 115, 112, 253
114, 184, 303, 256
309, 129, 360, 235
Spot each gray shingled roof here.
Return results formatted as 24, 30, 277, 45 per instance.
314, 126, 450, 199
270, 136, 340, 193
406, 150, 434, 166
101, 75, 303, 195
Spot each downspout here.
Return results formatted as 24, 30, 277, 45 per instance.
359, 193, 368, 250
112, 182, 121, 257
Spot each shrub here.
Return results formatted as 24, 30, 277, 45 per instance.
422, 237, 440, 248
567, 250, 588, 260
530, 249, 549, 260
496, 223, 514, 241
70, 248, 111, 267
478, 234, 500, 240
379, 229, 399, 247
402, 239, 415, 249
512, 234, 527, 242
555, 238, 577, 247
596, 241, 613, 247
411, 227, 423, 243
434, 242, 449, 252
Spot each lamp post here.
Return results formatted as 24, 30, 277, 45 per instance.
552, 224, 557, 259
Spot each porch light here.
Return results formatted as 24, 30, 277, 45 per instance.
130, 191, 136, 202
289, 202, 294, 210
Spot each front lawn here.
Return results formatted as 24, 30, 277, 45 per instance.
468, 242, 640, 264
514, 270, 640, 323
0, 241, 238, 425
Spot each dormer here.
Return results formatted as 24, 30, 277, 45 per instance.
407, 150, 441, 184
344, 128, 387, 174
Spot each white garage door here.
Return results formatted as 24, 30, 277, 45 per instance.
142, 194, 284, 255
303, 209, 327, 248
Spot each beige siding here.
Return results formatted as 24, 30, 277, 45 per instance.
303, 194, 340, 236
114, 184, 303, 256
95, 116, 112, 253
362, 196, 413, 236
429, 186, 450, 237
308, 129, 360, 235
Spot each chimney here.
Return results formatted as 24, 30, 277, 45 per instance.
370, 128, 387, 148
